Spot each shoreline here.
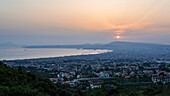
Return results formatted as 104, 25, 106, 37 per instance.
1, 48, 113, 61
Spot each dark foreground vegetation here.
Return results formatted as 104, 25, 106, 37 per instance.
0, 61, 170, 96
0, 61, 83, 96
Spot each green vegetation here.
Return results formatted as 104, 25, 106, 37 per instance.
0, 61, 169, 96
86, 88, 119, 96
0, 61, 83, 96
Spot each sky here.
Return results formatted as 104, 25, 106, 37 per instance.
0, 0, 170, 45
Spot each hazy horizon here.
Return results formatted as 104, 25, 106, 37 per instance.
1, 0, 170, 45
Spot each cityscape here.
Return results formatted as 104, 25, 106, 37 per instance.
2, 41, 170, 96
1, 0, 170, 96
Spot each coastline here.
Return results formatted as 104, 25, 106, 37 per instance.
0, 48, 113, 61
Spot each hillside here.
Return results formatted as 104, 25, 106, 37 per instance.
0, 61, 83, 96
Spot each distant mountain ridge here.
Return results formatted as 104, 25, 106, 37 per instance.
25, 41, 170, 50
22, 41, 170, 61
0, 42, 17, 46
0, 42, 20, 47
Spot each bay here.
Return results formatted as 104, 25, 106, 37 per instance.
0, 47, 112, 60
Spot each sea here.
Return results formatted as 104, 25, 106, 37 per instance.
0, 47, 112, 60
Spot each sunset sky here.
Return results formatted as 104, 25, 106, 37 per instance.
1, 0, 170, 45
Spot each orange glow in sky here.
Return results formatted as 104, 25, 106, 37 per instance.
116, 36, 120, 39
1, 0, 170, 45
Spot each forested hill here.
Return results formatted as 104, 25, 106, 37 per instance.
0, 61, 83, 96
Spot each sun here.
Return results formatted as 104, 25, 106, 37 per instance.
116, 36, 120, 39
